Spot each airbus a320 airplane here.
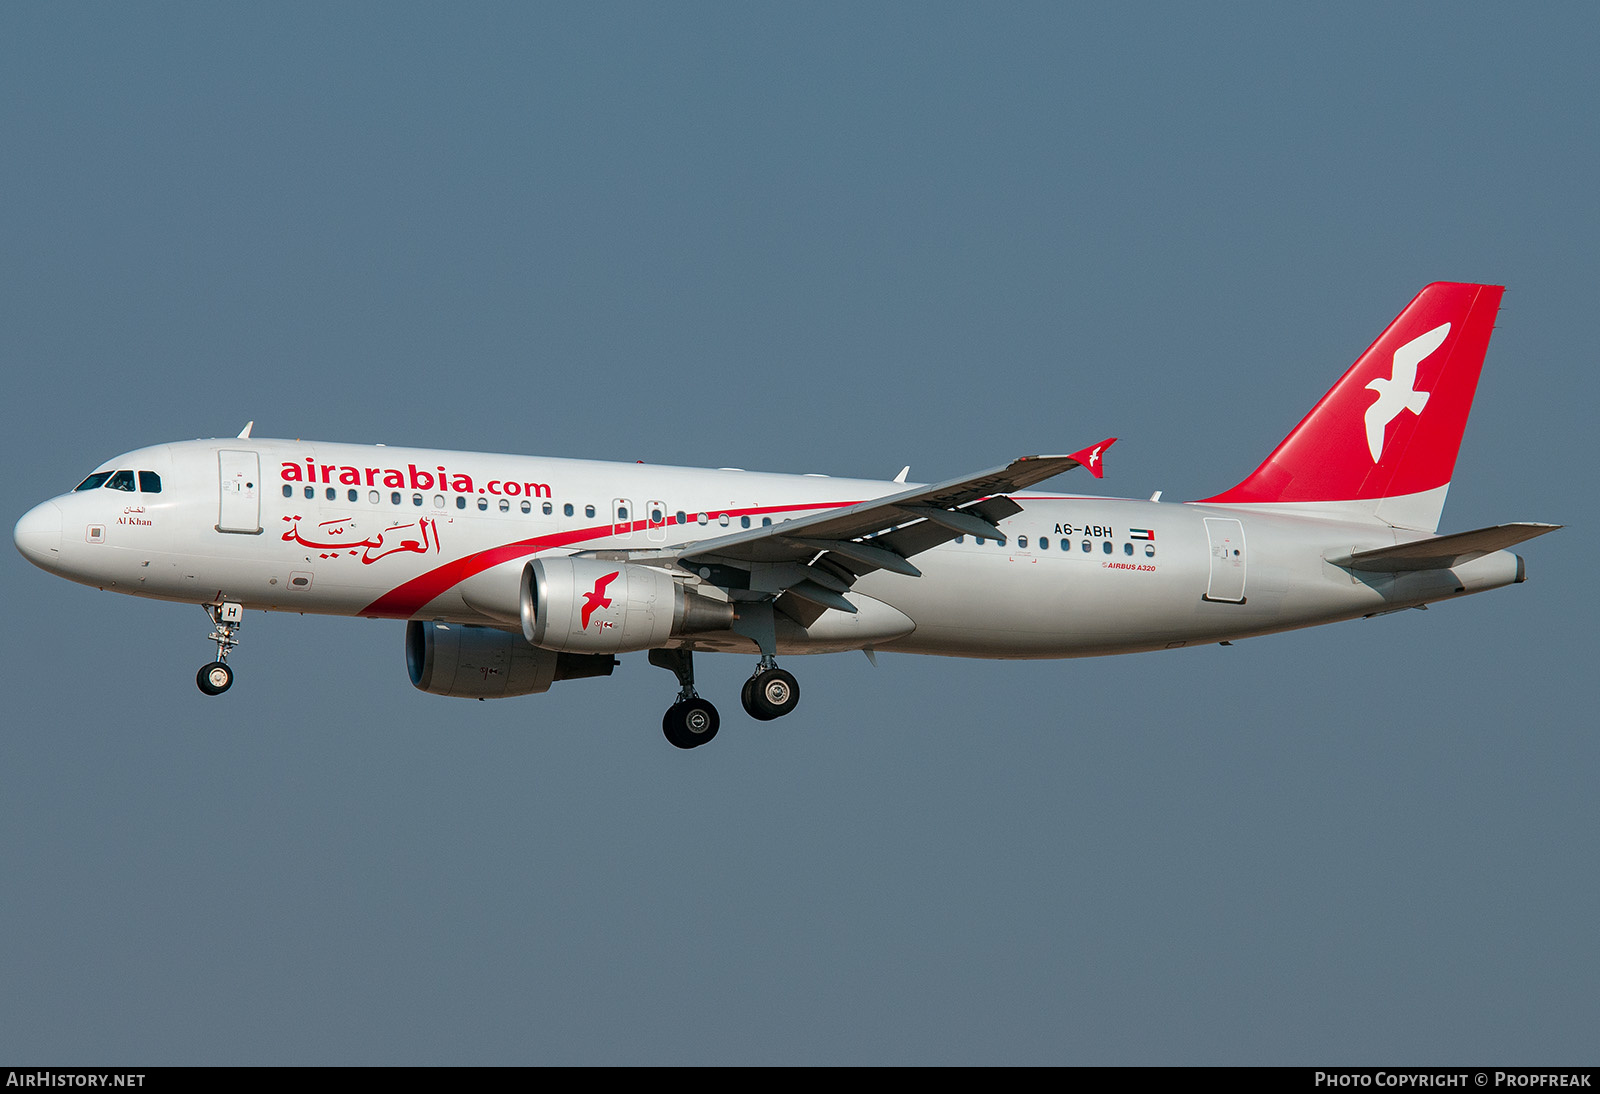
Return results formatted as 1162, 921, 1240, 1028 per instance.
14, 283, 1558, 748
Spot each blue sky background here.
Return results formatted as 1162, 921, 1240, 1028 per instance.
2, 3, 1594, 1064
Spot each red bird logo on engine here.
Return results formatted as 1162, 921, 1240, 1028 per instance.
581, 571, 620, 629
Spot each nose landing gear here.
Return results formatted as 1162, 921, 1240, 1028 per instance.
197, 602, 243, 696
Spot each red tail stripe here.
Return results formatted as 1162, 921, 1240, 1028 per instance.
1202, 282, 1503, 505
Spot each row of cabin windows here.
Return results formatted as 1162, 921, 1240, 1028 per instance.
284, 483, 567, 513
75, 470, 162, 493
278, 484, 775, 529
674, 511, 773, 529
955, 534, 1155, 557
270, 483, 1149, 552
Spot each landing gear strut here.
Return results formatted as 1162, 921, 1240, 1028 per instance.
740, 656, 800, 721
729, 602, 801, 722
649, 647, 719, 749
197, 602, 243, 696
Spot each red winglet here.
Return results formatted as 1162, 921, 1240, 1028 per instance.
1068, 437, 1116, 479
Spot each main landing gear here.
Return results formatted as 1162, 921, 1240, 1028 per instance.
649, 647, 720, 750
648, 648, 802, 749
197, 602, 243, 696
740, 657, 800, 721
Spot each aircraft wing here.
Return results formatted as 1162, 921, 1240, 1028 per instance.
584, 446, 1113, 621
688, 451, 1101, 561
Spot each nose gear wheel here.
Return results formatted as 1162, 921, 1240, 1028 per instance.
196, 602, 244, 696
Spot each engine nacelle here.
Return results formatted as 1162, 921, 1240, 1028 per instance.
406, 620, 616, 699
523, 557, 735, 654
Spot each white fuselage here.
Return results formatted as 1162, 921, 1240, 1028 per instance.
16, 438, 1524, 660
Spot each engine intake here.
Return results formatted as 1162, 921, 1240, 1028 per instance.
523, 557, 735, 653
406, 620, 616, 699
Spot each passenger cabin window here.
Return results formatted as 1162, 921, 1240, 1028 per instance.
138, 471, 162, 493
543, 502, 553, 515
304, 486, 314, 499
75, 471, 114, 492
499, 499, 510, 512
108, 470, 135, 491
477, 497, 488, 511
391, 492, 402, 505
520, 500, 531, 514
282, 485, 293, 498
676, 511, 687, 525
347, 489, 358, 502
456, 496, 466, 510
1124, 542, 1134, 556
1017, 535, 1028, 548
326, 487, 336, 501
585, 505, 596, 518
564, 503, 575, 517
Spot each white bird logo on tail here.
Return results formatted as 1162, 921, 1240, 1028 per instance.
1364, 322, 1448, 462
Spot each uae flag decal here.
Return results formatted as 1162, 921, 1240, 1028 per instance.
1129, 528, 1155, 541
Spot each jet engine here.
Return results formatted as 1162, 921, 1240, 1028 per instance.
406, 620, 616, 699
522, 557, 735, 654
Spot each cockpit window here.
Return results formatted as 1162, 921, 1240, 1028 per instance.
75, 472, 114, 492
139, 471, 162, 493
107, 470, 136, 491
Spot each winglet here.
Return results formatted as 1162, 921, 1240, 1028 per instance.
237, 421, 254, 439
1067, 437, 1116, 479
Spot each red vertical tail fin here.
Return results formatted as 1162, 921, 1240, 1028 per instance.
1201, 282, 1504, 531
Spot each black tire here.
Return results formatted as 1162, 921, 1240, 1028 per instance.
740, 676, 772, 721
197, 661, 233, 696
747, 668, 799, 720
663, 697, 719, 749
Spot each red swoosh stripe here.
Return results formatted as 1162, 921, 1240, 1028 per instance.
360, 500, 856, 618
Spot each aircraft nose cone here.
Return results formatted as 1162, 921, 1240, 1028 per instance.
14, 500, 63, 570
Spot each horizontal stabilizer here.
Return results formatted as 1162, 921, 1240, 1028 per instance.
1332, 522, 1561, 572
